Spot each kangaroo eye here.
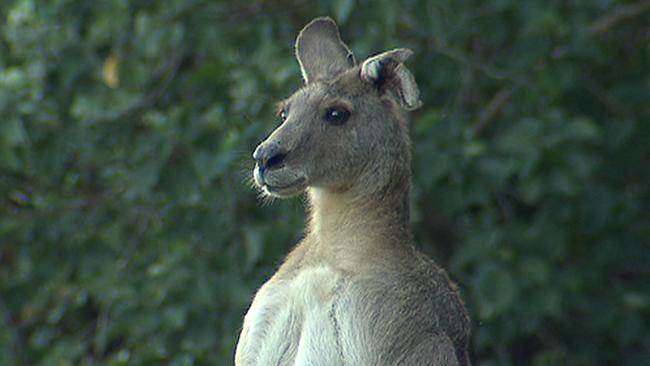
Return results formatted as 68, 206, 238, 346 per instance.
280, 110, 288, 122
324, 106, 351, 125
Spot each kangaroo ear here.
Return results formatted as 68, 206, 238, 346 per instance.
360, 48, 422, 110
295, 17, 355, 84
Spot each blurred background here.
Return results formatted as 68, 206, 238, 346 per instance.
1, 0, 649, 365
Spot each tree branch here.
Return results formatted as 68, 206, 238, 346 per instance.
588, 1, 650, 35
583, 77, 634, 120
474, 86, 516, 135
0, 294, 25, 365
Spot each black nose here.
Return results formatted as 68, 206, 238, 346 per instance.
253, 144, 287, 170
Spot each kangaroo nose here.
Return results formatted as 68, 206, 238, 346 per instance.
253, 143, 287, 170
252, 144, 264, 162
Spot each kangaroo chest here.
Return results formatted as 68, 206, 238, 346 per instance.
236, 265, 380, 366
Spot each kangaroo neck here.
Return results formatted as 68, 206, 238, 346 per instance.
305, 173, 413, 267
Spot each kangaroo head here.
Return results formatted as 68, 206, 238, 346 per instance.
253, 17, 421, 198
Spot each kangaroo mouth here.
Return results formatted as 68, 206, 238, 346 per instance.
254, 165, 307, 197
263, 178, 307, 196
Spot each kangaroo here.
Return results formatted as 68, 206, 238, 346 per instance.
235, 17, 471, 366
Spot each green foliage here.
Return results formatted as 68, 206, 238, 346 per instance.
1, 0, 648, 365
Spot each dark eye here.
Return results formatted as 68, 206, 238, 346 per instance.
324, 106, 351, 125
280, 109, 287, 122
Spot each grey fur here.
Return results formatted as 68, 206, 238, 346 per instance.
296, 17, 355, 84
236, 17, 471, 366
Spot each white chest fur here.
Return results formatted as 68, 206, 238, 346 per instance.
236, 265, 359, 366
